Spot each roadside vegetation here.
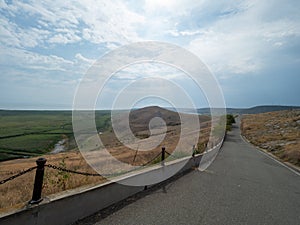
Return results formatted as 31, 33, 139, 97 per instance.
241, 110, 300, 167
0, 152, 105, 213
211, 114, 235, 138
226, 114, 236, 131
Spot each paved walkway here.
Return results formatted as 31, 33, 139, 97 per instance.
78, 120, 300, 225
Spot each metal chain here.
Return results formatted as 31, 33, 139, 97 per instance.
46, 164, 135, 177
141, 152, 162, 166
0, 166, 37, 185
0, 151, 163, 184
45, 152, 163, 177
0, 152, 163, 185
111, 151, 163, 175
165, 151, 182, 159
45, 164, 102, 177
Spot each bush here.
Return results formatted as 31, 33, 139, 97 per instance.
227, 114, 235, 125
226, 114, 236, 131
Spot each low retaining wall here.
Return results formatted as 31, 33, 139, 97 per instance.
1, 142, 222, 225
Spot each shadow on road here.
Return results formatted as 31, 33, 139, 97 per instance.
72, 168, 193, 225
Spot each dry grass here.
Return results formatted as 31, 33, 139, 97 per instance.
241, 110, 300, 167
0, 121, 211, 214
0, 151, 105, 214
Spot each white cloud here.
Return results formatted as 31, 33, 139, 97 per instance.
144, 0, 203, 15
74, 53, 95, 72
0, 46, 74, 72
0, 0, 145, 90
188, 30, 264, 75
186, 0, 300, 76
0, 17, 21, 47
48, 32, 81, 44
0, 0, 144, 49
77, 0, 144, 44
166, 29, 203, 37
1, 0, 300, 108
144, 0, 179, 12
75, 53, 95, 64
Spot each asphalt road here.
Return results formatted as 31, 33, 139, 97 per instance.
80, 120, 300, 225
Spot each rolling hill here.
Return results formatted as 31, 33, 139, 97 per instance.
176, 105, 300, 115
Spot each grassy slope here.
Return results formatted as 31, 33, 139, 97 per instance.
241, 110, 300, 167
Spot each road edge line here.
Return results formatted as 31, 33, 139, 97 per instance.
240, 134, 300, 176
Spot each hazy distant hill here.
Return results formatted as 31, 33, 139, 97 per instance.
176, 105, 300, 115
225, 105, 300, 115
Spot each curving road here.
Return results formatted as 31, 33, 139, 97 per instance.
78, 119, 300, 225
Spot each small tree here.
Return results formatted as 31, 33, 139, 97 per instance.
226, 114, 236, 131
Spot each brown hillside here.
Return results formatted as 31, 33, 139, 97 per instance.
129, 106, 181, 133
129, 106, 210, 132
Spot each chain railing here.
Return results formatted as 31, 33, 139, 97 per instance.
0, 166, 37, 185
0, 147, 194, 205
165, 151, 185, 159
45, 164, 103, 177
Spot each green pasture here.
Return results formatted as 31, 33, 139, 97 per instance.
0, 110, 112, 161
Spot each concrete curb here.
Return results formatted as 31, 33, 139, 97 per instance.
0, 143, 223, 225
240, 134, 300, 175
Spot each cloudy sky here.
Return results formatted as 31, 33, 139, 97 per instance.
1, 0, 300, 109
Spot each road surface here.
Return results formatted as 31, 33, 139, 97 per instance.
77, 119, 300, 225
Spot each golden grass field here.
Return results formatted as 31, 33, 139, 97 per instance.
241, 110, 300, 167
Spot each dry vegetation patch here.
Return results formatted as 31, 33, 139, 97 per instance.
241, 110, 300, 166
0, 151, 105, 214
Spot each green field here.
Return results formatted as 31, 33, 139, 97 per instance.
0, 110, 112, 161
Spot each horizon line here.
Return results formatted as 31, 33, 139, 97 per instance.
1, 104, 300, 111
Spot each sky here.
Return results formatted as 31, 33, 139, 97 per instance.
1, 0, 300, 109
